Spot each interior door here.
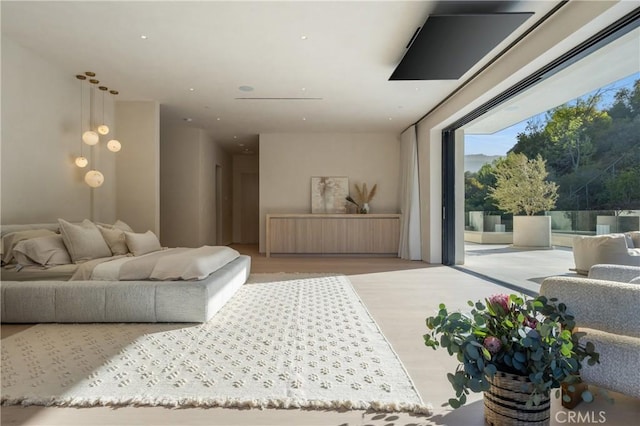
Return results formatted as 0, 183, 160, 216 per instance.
240, 172, 259, 244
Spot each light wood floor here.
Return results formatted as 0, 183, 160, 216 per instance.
2, 246, 638, 425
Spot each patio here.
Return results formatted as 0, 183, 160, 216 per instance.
461, 242, 577, 295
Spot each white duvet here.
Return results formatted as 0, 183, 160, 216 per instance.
71, 246, 240, 281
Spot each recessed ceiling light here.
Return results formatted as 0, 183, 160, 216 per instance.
388, 117, 393, 120
140, 35, 148, 40
238, 85, 254, 92
233, 136, 237, 139
301, 35, 308, 40
184, 118, 193, 122
302, 117, 306, 121
189, 88, 195, 92
216, 117, 221, 121
301, 87, 306, 91
415, 87, 420, 91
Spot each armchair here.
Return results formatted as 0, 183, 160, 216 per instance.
540, 264, 640, 399
572, 233, 640, 275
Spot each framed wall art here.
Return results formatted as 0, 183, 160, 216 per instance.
311, 176, 348, 214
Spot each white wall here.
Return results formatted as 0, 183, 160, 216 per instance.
159, 126, 199, 246
258, 133, 400, 253
115, 101, 160, 235
1, 36, 116, 224
160, 124, 232, 248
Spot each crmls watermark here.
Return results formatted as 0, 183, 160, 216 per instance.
555, 411, 607, 424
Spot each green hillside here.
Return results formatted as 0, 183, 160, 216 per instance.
466, 79, 640, 212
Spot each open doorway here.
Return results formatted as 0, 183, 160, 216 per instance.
239, 171, 259, 244
441, 17, 639, 292
460, 73, 639, 293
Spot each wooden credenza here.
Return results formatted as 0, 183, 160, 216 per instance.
266, 213, 400, 257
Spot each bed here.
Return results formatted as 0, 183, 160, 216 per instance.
0, 220, 251, 323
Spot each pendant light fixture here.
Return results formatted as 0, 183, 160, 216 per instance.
72, 71, 121, 188
97, 86, 110, 135
82, 74, 100, 145
107, 139, 122, 152
106, 89, 121, 152
82, 130, 99, 145
75, 75, 89, 168
84, 170, 105, 188
75, 156, 89, 168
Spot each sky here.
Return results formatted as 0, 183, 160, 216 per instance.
464, 72, 639, 156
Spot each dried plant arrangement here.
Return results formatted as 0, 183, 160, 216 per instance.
347, 182, 377, 213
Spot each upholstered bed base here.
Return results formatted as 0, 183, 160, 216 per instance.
1, 255, 251, 323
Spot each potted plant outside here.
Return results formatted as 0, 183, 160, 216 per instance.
424, 293, 599, 425
488, 153, 558, 248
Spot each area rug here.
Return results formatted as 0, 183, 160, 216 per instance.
1, 274, 431, 414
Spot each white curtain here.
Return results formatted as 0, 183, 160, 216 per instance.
399, 126, 421, 260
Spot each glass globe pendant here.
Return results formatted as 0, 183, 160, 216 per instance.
107, 139, 121, 152
97, 86, 110, 135
82, 130, 99, 145
84, 170, 104, 188
75, 156, 88, 168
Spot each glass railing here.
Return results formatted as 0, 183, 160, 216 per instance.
548, 210, 640, 234
465, 211, 513, 232
465, 210, 640, 234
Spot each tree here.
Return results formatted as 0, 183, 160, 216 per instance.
604, 168, 640, 209
544, 94, 611, 174
465, 163, 498, 211
488, 153, 558, 216
608, 79, 640, 119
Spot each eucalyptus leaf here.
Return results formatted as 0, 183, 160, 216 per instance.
465, 344, 480, 360
468, 379, 483, 392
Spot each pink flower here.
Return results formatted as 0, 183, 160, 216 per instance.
523, 316, 538, 329
488, 294, 510, 313
484, 336, 502, 354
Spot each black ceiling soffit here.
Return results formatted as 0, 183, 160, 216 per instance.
390, 13, 533, 81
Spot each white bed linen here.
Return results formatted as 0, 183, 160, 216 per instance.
78, 246, 240, 281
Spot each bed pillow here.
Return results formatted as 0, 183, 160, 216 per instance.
97, 225, 129, 256
113, 220, 134, 232
13, 234, 71, 266
1, 229, 56, 265
58, 219, 111, 263
97, 219, 134, 233
125, 230, 162, 256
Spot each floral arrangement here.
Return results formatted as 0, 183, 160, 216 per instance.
346, 182, 377, 213
423, 293, 600, 408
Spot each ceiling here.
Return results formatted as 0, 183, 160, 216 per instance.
1, 1, 565, 154
465, 26, 640, 134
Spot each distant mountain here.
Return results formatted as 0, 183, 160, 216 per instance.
465, 154, 503, 172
